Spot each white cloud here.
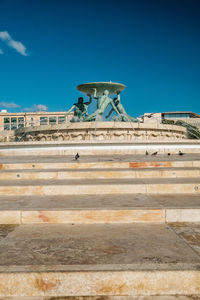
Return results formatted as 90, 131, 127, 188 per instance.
0, 49, 3, 54
34, 104, 48, 111
0, 101, 20, 108
0, 102, 48, 112
0, 31, 10, 41
0, 31, 28, 56
24, 104, 48, 112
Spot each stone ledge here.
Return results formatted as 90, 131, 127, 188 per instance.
0, 208, 200, 224
0, 271, 200, 297
1, 160, 200, 170
0, 178, 199, 196
0, 167, 200, 180
1, 139, 200, 147
1, 142, 200, 156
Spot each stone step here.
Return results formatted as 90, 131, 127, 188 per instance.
1, 160, 200, 170
0, 223, 200, 297
0, 194, 199, 224
0, 208, 165, 224
0, 140, 200, 156
0, 167, 200, 180
1, 154, 199, 162
0, 178, 199, 196
0, 154, 200, 170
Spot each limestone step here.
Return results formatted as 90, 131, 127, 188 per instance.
0, 223, 200, 297
0, 167, 200, 180
3, 160, 199, 170
0, 154, 200, 170
0, 178, 200, 196
0, 140, 200, 156
0, 194, 199, 224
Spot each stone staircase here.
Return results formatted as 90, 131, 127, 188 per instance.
0, 154, 200, 299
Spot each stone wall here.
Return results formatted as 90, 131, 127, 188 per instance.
14, 122, 187, 142
0, 130, 14, 142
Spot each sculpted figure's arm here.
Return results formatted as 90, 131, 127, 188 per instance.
106, 93, 121, 118
117, 91, 120, 100
110, 99, 120, 115
93, 88, 98, 99
106, 107, 114, 119
105, 90, 122, 118
65, 105, 75, 116
84, 94, 92, 105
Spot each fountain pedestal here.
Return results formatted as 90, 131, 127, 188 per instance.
14, 121, 187, 142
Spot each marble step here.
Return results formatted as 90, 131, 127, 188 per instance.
1, 160, 200, 170
2, 154, 199, 163
0, 154, 200, 170
0, 141, 200, 156
1, 167, 200, 180
0, 178, 200, 196
0, 223, 200, 297
0, 194, 199, 224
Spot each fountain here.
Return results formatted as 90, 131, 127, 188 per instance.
14, 82, 187, 142
73, 82, 138, 122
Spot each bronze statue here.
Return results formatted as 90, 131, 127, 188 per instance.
83, 89, 119, 122
70, 81, 139, 122
66, 95, 92, 122
106, 93, 139, 122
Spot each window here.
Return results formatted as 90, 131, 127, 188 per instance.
164, 113, 190, 119
4, 118, 10, 130
58, 116, 66, 124
18, 117, 24, 128
49, 116, 57, 125
11, 117, 17, 130
40, 117, 48, 125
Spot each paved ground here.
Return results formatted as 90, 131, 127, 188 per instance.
0, 223, 200, 272
0, 154, 200, 163
0, 177, 200, 186
0, 194, 199, 210
0, 153, 200, 297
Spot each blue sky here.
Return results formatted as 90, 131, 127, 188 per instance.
0, 0, 200, 117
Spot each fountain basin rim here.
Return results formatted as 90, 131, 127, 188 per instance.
77, 82, 126, 96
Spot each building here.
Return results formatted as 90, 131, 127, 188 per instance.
0, 110, 73, 132
143, 111, 200, 128
1, 109, 200, 132
161, 111, 200, 127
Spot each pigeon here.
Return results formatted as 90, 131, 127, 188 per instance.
151, 151, 158, 156
146, 151, 148, 156
178, 151, 184, 156
75, 153, 80, 160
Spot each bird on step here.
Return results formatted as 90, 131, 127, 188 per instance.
146, 151, 148, 156
75, 153, 80, 160
151, 151, 158, 156
178, 151, 184, 156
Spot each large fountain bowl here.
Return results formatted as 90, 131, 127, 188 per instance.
77, 82, 126, 96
